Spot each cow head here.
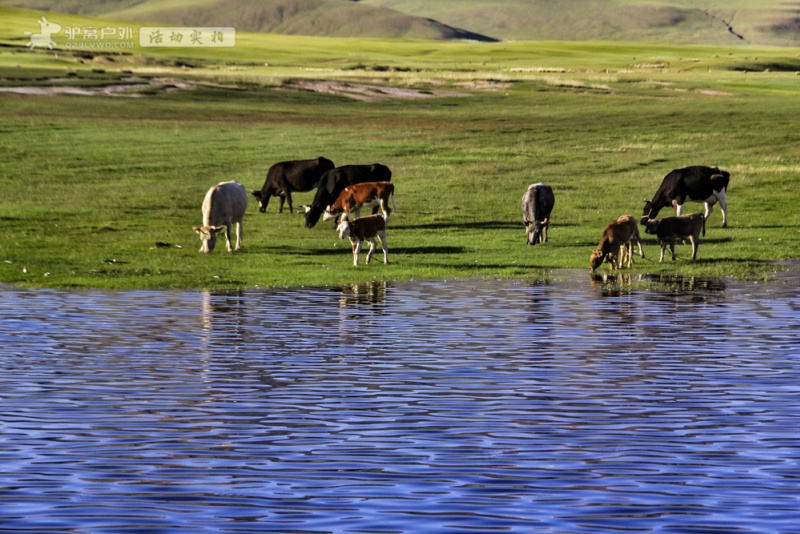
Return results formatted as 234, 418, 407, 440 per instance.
193, 225, 225, 253
251, 190, 269, 213
304, 204, 323, 228
644, 219, 660, 236
525, 219, 547, 245
337, 219, 352, 240
590, 249, 605, 271
321, 205, 340, 222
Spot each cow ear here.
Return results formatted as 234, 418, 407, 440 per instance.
251, 191, 261, 199
193, 226, 203, 234
212, 225, 226, 232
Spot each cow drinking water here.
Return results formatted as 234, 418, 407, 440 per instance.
193, 181, 247, 253
590, 215, 645, 270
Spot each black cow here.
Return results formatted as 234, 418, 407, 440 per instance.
304, 164, 392, 228
251, 157, 335, 214
642, 165, 730, 227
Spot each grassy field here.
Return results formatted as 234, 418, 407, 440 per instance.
1, 8, 799, 290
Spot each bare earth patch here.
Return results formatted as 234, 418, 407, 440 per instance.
698, 90, 733, 97
280, 80, 466, 101
0, 77, 242, 98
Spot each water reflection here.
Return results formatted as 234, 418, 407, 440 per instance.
1, 273, 799, 533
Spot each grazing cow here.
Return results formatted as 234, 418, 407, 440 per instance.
521, 183, 555, 245
193, 181, 247, 253
337, 214, 388, 266
590, 215, 645, 270
251, 157, 334, 214
642, 165, 730, 227
304, 164, 392, 228
322, 181, 396, 223
644, 213, 705, 262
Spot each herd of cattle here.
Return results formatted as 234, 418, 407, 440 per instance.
193, 159, 395, 265
524, 164, 729, 270
193, 157, 730, 270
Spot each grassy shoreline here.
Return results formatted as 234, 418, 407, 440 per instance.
1, 9, 799, 290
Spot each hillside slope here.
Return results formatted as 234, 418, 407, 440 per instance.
0, 0, 498, 41
365, 0, 800, 46
2, 0, 799, 45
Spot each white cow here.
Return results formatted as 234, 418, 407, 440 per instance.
193, 181, 247, 253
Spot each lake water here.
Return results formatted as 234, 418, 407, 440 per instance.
1, 272, 799, 533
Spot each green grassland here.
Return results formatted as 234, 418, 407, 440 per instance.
1, 7, 799, 290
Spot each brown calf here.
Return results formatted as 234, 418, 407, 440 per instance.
590, 215, 645, 270
323, 181, 396, 223
337, 214, 388, 266
644, 213, 705, 262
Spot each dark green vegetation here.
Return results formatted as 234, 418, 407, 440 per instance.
1, 8, 799, 289
2, 0, 799, 45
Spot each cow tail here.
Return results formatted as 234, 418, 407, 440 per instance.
702, 215, 706, 237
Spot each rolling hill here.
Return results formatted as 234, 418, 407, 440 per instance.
1, 0, 798, 45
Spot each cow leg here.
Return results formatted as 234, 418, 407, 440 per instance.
659, 242, 666, 263
669, 240, 676, 261
634, 235, 644, 259
365, 238, 376, 265
717, 190, 728, 227
352, 240, 361, 266
380, 232, 388, 264
379, 199, 389, 220
690, 235, 698, 260
223, 223, 234, 252
704, 201, 714, 223
235, 221, 243, 251
277, 195, 285, 214
541, 220, 548, 243
285, 191, 294, 214
674, 199, 683, 216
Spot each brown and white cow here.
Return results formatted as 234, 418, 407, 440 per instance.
590, 215, 645, 270
193, 181, 247, 253
337, 214, 388, 266
322, 181, 396, 223
644, 213, 705, 262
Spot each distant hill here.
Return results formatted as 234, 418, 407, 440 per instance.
2, 0, 798, 45
0, 0, 498, 41
363, 0, 800, 46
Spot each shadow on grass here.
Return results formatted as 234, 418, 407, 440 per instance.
273, 245, 467, 256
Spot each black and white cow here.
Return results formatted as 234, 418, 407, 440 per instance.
304, 164, 392, 228
521, 183, 555, 245
642, 165, 730, 227
251, 157, 335, 214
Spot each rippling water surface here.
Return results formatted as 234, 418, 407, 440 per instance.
1, 273, 800, 533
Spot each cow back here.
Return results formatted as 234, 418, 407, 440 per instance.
204, 181, 247, 227
306, 164, 392, 228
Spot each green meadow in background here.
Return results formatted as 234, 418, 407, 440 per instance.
1, 7, 799, 289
